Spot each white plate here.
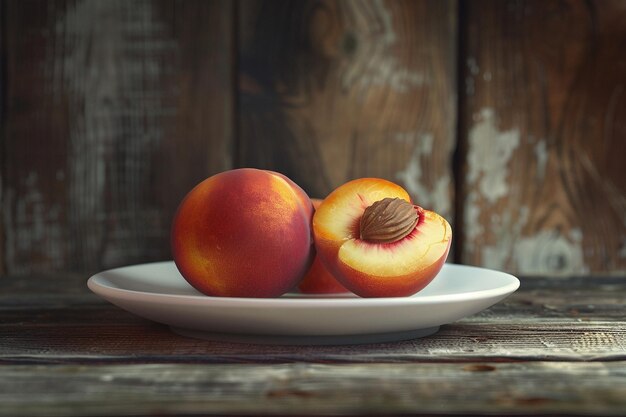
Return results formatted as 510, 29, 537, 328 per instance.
88, 261, 519, 345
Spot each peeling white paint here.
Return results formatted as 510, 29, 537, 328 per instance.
467, 108, 520, 204
463, 192, 483, 247
463, 108, 602, 275
534, 139, 548, 179
430, 177, 451, 219
481, 246, 508, 271
464, 57, 480, 96
395, 131, 433, 152
569, 228, 583, 243
394, 134, 430, 201
395, 133, 451, 218
467, 57, 479, 75
358, 59, 427, 93
514, 229, 588, 276
480, 206, 529, 271
341, 0, 428, 93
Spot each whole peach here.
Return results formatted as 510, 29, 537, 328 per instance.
172, 168, 314, 297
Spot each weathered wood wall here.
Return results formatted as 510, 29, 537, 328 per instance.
1, 0, 625, 277
2, 0, 234, 274
458, 0, 626, 276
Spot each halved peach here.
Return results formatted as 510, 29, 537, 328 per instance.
298, 199, 351, 294
313, 178, 451, 297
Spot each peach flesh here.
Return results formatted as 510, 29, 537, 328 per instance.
312, 178, 452, 298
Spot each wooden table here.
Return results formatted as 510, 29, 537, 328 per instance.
1, 272, 625, 416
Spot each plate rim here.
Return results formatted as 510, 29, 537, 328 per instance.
87, 261, 520, 307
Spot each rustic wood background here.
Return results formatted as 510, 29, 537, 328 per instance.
1, 0, 625, 277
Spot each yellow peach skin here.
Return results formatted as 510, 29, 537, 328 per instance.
313, 178, 452, 298
171, 168, 314, 297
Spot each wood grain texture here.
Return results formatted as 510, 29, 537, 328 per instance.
459, 0, 626, 275
1, 362, 625, 416
237, 0, 457, 222
1, 273, 625, 415
3, 320, 625, 364
1, 0, 233, 275
3, 0, 626, 276
2, 274, 625, 365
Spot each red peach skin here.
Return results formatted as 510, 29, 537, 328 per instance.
298, 199, 351, 294
172, 168, 314, 298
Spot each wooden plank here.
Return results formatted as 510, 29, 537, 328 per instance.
3, 320, 625, 364
2, 0, 68, 275
1, 274, 625, 364
1, 0, 233, 275
237, 0, 457, 225
459, 0, 626, 275
1, 362, 625, 416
